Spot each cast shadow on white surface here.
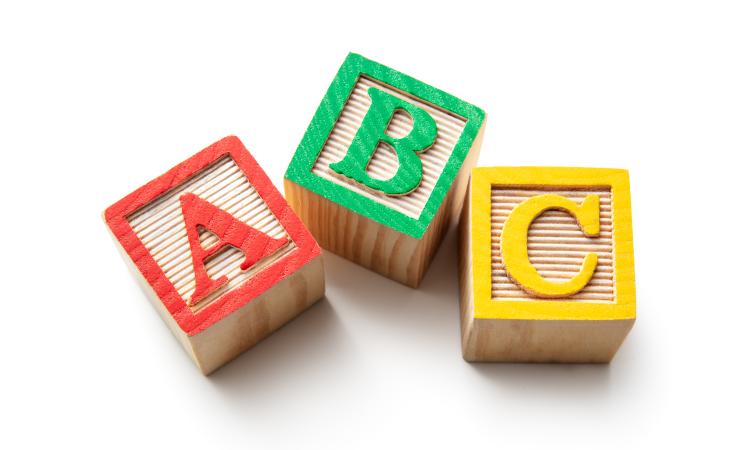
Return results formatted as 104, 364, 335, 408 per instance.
205, 296, 350, 396
205, 227, 465, 401
326, 223, 618, 394
207, 224, 615, 401
468, 338, 641, 403
468, 361, 613, 398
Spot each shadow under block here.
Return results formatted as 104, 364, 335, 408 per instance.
104, 136, 324, 375
284, 53, 486, 288
459, 167, 636, 363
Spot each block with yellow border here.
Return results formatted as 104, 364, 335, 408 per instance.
458, 167, 635, 362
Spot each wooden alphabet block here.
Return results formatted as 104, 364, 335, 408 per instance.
104, 136, 324, 374
459, 167, 636, 363
285, 53, 486, 287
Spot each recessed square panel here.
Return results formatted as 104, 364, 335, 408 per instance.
491, 187, 614, 302
312, 75, 467, 220
127, 155, 294, 310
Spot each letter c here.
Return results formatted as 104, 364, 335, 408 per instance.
501, 194, 600, 298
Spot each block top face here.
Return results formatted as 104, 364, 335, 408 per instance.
286, 53, 485, 239
469, 167, 635, 321
105, 136, 320, 336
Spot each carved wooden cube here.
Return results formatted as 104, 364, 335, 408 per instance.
459, 167, 636, 362
285, 53, 486, 287
104, 136, 324, 374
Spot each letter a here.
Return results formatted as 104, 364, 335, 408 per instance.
179, 192, 288, 306
329, 87, 437, 195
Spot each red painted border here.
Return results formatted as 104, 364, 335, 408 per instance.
105, 136, 320, 336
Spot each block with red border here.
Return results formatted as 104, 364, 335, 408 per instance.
104, 136, 324, 374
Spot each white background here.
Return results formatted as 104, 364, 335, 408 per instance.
1, 1, 749, 448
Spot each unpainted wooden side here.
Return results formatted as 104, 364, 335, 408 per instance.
190, 255, 325, 374
462, 317, 634, 363
110, 225, 325, 374
458, 182, 476, 355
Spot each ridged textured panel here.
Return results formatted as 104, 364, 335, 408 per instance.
312, 76, 467, 219
491, 188, 614, 302
127, 156, 290, 309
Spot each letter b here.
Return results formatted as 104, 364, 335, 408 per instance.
329, 87, 437, 195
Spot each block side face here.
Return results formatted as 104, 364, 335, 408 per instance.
466, 318, 634, 363
105, 136, 320, 336
471, 167, 635, 322
458, 184, 477, 359
284, 178, 421, 286
189, 255, 326, 375
285, 53, 485, 239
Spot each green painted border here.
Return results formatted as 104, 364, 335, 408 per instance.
285, 53, 485, 239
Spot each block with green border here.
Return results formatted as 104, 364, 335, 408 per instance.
285, 53, 486, 287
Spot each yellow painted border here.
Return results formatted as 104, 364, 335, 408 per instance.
471, 167, 636, 321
